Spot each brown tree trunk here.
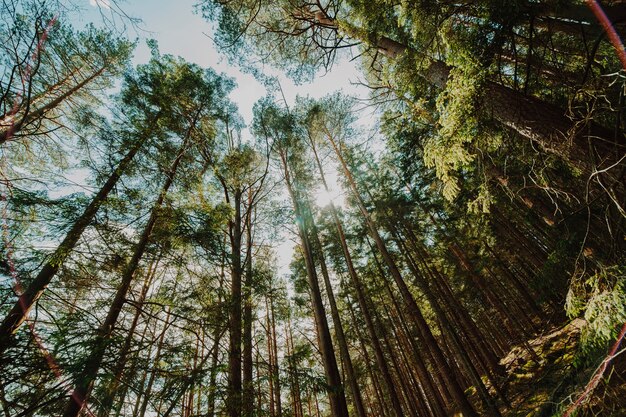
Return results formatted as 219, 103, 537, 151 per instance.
278, 149, 349, 417
328, 14, 624, 173
243, 191, 255, 417
309, 136, 404, 417
137, 308, 173, 417
325, 133, 478, 417
269, 294, 283, 417
207, 326, 224, 417
0, 66, 106, 144
62, 136, 188, 417
266, 295, 276, 417
308, 213, 367, 417
161, 328, 226, 417
0, 126, 155, 356
96, 256, 160, 417
227, 188, 244, 417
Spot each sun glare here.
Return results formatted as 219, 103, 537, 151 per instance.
312, 185, 345, 208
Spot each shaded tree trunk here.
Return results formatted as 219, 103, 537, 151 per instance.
62, 136, 189, 417
308, 213, 367, 417
0, 125, 156, 356
325, 132, 478, 417
309, 135, 404, 417
278, 149, 349, 417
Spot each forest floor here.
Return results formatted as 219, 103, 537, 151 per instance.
498, 318, 626, 417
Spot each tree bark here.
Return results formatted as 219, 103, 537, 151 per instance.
325, 133, 478, 417
278, 149, 349, 417
327, 13, 624, 173
309, 137, 404, 417
0, 124, 155, 357
96, 256, 160, 417
0, 66, 106, 144
227, 188, 244, 417
308, 213, 367, 417
62, 136, 188, 417
243, 190, 255, 417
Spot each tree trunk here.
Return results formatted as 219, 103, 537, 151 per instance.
325, 132, 478, 417
278, 149, 349, 417
161, 328, 225, 417
327, 14, 623, 173
308, 213, 367, 417
96, 256, 160, 417
62, 137, 188, 417
207, 326, 224, 417
269, 294, 283, 417
309, 135, 403, 417
243, 190, 255, 417
0, 127, 154, 356
228, 189, 244, 417
0, 66, 107, 144
266, 294, 276, 417
137, 308, 173, 417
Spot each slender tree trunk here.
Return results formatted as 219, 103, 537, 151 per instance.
308, 213, 367, 417
62, 136, 188, 417
207, 326, 224, 417
130, 322, 157, 417
389, 228, 502, 416
325, 133, 478, 417
269, 294, 283, 417
161, 328, 225, 417
96, 256, 159, 417
373, 249, 450, 416
243, 190, 255, 417
278, 149, 349, 417
0, 66, 107, 144
266, 295, 276, 417
0, 127, 155, 356
346, 299, 390, 417
113, 310, 154, 417
286, 313, 304, 417
309, 137, 403, 417
137, 308, 173, 417
228, 189, 244, 417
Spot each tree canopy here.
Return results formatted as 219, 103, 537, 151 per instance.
0, 1, 625, 417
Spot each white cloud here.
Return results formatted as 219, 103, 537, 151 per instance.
89, 0, 111, 9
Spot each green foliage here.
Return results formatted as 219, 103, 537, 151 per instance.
567, 265, 626, 354
423, 62, 484, 202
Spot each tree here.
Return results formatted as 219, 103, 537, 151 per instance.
59, 52, 235, 417
253, 97, 350, 417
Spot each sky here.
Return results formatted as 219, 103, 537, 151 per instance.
79, 0, 368, 133
76, 0, 372, 274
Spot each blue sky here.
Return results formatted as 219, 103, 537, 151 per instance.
81, 0, 368, 133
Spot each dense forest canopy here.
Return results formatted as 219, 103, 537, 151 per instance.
0, 0, 625, 417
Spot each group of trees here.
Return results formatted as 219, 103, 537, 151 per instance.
1, 0, 625, 417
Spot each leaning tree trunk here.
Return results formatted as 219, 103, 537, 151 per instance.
96, 256, 160, 417
319, 13, 624, 174
0, 65, 107, 144
0, 121, 158, 357
161, 328, 226, 417
325, 133, 479, 417
309, 138, 406, 417
62, 137, 188, 417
